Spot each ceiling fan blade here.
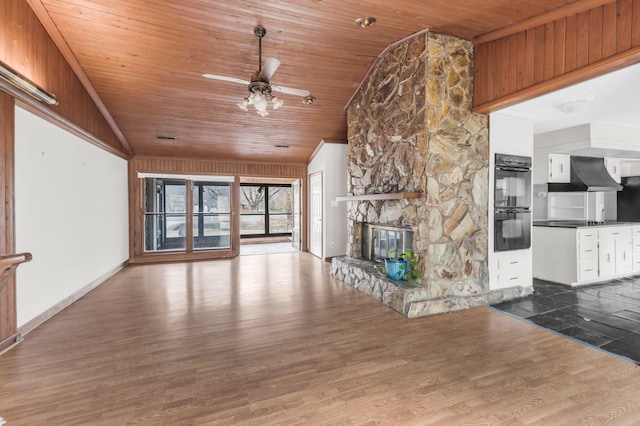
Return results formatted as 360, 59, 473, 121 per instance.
271, 84, 310, 97
202, 74, 250, 85
259, 58, 281, 81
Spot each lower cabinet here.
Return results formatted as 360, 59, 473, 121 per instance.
616, 237, 633, 275
534, 225, 638, 286
577, 235, 598, 281
599, 227, 633, 277
597, 238, 616, 277
633, 226, 640, 272
495, 250, 530, 288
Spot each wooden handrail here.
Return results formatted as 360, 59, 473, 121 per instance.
0, 253, 32, 292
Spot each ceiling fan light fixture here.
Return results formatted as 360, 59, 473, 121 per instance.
237, 98, 250, 111
253, 92, 268, 110
355, 17, 376, 28
272, 96, 284, 109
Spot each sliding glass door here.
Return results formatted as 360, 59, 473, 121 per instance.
143, 177, 231, 252
192, 182, 231, 249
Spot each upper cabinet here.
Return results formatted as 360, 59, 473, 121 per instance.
533, 153, 570, 184
604, 158, 622, 183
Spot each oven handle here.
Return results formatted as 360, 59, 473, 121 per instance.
495, 208, 531, 213
496, 166, 531, 172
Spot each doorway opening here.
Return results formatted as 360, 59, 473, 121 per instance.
239, 177, 301, 255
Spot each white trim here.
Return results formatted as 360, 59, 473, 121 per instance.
137, 172, 235, 182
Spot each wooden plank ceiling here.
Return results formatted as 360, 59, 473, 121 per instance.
28, 0, 591, 163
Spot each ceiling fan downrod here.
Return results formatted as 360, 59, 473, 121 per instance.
254, 26, 266, 75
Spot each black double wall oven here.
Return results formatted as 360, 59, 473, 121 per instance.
494, 154, 532, 252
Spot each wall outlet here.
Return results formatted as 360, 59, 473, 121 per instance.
330, 200, 338, 207
330, 241, 335, 248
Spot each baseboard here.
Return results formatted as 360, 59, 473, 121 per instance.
0, 332, 21, 356
17, 260, 129, 337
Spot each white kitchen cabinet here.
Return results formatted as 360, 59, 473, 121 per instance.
604, 158, 622, 183
632, 226, 640, 271
549, 154, 571, 183
577, 229, 598, 281
533, 153, 570, 184
598, 238, 616, 277
495, 250, 530, 288
533, 225, 638, 286
615, 237, 633, 274
599, 227, 632, 276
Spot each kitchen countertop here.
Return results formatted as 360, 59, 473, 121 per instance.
533, 220, 640, 228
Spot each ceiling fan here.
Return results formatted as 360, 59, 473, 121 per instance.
202, 26, 313, 116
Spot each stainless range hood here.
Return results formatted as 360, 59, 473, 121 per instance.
547, 156, 622, 192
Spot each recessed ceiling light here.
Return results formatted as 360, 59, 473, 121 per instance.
303, 95, 316, 105
355, 17, 376, 28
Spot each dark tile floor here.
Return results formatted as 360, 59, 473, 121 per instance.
491, 277, 640, 364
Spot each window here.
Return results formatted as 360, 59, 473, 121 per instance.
240, 184, 292, 237
143, 176, 232, 252
239, 185, 266, 236
268, 186, 293, 233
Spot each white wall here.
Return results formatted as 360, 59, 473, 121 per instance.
308, 142, 348, 258
14, 106, 129, 327
488, 113, 534, 290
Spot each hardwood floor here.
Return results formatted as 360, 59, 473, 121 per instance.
2, 253, 640, 425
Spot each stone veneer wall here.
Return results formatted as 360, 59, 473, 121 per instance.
331, 31, 531, 317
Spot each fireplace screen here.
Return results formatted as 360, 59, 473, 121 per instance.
362, 223, 413, 262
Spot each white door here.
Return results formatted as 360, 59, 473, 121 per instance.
309, 172, 322, 258
292, 179, 301, 251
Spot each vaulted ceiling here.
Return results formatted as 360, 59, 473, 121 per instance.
28, 0, 593, 163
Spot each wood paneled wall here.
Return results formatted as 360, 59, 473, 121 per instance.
0, 91, 18, 352
129, 156, 307, 262
1, 0, 127, 157
132, 157, 307, 178
474, 0, 640, 113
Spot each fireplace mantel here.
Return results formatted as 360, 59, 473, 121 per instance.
335, 192, 420, 202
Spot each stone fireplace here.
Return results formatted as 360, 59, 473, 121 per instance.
330, 31, 530, 318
